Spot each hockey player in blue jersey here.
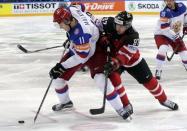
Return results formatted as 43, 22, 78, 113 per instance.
50, 5, 99, 110
154, 0, 187, 80
49, 5, 132, 119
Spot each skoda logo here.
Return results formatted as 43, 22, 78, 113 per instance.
128, 2, 136, 11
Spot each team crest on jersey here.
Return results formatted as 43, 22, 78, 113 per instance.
74, 28, 79, 35
161, 11, 166, 17
178, 3, 182, 7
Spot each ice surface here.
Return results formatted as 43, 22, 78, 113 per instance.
0, 15, 187, 131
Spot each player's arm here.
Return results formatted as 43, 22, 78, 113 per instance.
116, 33, 140, 65
49, 34, 92, 79
104, 33, 140, 74
183, 5, 187, 34
70, 2, 85, 12
92, 17, 115, 33
159, 11, 179, 40
61, 34, 92, 69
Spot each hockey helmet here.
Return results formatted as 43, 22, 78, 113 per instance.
53, 7, 72, 25
114, 11, 133, 29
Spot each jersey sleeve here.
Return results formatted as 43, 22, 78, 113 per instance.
159, 10, 178, 40
184, 5, 187, 26
121, 31, 139, 46
61, 33, 92, 69
116, 32, 141, 67
70, 2, 86, 12
93, 17, 115, 33
73, 33, 92, 58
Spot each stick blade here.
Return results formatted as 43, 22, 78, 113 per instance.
167, 55, 173, 61
168, 58, 172, 61
17, 44, 28, 53
89, 108, 104, 115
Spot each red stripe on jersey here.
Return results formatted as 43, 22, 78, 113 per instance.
120, 46, 134, 57
116, 54, 129, 65
116, 51, 140, 66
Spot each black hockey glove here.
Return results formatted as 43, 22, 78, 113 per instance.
104, 58, 120, 76
104, 62, 113, 76
49, 63, 66, 79
99, 35, 111, 50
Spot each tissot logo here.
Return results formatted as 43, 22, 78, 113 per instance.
138, 4, 159, 9
14, 4, 25, 9
14, 3, 56, 10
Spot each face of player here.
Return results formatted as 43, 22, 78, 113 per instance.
59, 21, 71, 31
115, 24, 127, 35
164, 0, 175, 9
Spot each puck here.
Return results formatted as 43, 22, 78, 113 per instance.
18, 120, 25, 124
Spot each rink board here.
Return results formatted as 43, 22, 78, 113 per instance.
0, 0, 186, 17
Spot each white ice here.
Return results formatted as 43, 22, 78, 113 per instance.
0, 15, 187, 131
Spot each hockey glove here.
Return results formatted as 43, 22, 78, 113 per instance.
99, 35, 111, 50
104, 58, 120, 76
49, 63, 66, 79
183, 25, 187, 35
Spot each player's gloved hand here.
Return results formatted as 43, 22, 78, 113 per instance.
104, 58, 120, 76
49, 63, 66, 79
99, 35, 111, 49
183, 25, 187, 35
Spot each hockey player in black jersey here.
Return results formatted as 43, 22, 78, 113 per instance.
95, 11, 178, 111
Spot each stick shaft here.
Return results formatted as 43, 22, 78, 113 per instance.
167, 34, 185, 61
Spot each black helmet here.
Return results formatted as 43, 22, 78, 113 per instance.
114, 11, 133, 28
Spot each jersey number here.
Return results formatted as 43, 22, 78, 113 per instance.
133, 39, 139, 46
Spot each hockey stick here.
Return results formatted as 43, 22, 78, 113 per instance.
89, 47, 110, 115
33, 40, 69, 123
183, 64, 187, 71
17, 39, 69, 53
17, 44, 63, 53
167, 34, 185, 61
89, 73, 108, 115
34, 78, 53, 123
